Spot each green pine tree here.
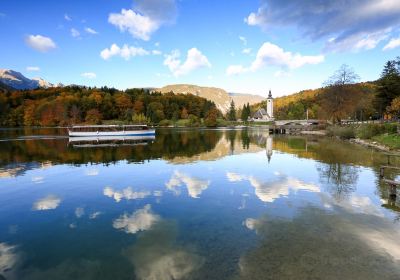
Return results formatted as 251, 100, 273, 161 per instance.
228, 100, 236, 121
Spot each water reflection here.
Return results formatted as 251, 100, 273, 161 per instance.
166, 171, 210, 198
2, 129, 400, 279
227, 172, 320, 203
113, 205, 160, 234
126, 221, 204, 280
104, 187, 152, 202
318, 163, 359, 200
0, 243, 17, 280
239, 206, 400, 280
32, 195, 61, 211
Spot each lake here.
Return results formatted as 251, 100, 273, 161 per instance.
1, 128, 400, 280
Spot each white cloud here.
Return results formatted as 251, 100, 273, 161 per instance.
152, 49, 162, 55
108, 9, 159, 41
113, 204, 160, 234
25, 35, 56, 52
89, 211, 102, 219
165, 171, 210, 198
75, 207, 84, 218
71, 28, 80, 38
133, 249, 203, 280
31, 176, 44, 183
245, 0, 400, 51
226, 172, 247, 182
0, 243, 18, 277
251, 42, 324, 70
33, 195, 61, 210
84, 27, 98, 34
226, 42, 324, 76
64, 14, 71, 21
319, 193, 383, 217
239, 36, 247, 46
108, 0, 177, 41
163, 48, 211, 77
383, 37, 400, 50
81, 72, 96, 79
100, 43, 150, 60
326, 30, 389, 52
85, 168, 99, 175
26, 66, 40, 72
242, 48, 252, 54
104, 186, 151, 202
226, 172, 320, 203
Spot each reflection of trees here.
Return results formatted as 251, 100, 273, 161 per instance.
317, 163, 359, 200
0, 129, 223, 168
0, 129, 272, 172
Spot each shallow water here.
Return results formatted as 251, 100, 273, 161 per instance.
0, 128, 400, 280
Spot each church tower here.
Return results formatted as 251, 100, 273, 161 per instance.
267, 90, 274, 119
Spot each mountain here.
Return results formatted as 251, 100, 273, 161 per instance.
0, 69, 60, 90
0, 80, 16, 93
229, 92, 265, 110
157, 84, 265, 113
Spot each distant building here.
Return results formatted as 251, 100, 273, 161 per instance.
252, 90, 274, 122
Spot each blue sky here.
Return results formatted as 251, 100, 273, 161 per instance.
1, 0, 400, 97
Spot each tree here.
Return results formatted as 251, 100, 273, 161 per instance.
205, 108, 218, 127
228, 100, 236, 121
387, 96, 400, 119
241, 104, 250, 122
181, 107, 189, 119
320, 64, 361, 123
132, 113, 149, 124
324, 64, 360, 87
377, 57, 400, 115
85, 109, 102, 124
133, 100, 144, 114
69, 105, 81, 124
147, 102, 165, 123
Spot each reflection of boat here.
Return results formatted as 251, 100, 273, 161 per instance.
68, 135, 155, 148
68, 125, 155, 137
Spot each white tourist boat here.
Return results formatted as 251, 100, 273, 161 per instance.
68, 125, 155, 137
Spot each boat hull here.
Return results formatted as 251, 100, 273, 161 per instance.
68, 130, 156, 137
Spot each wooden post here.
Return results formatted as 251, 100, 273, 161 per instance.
380, 166, 385, 178
389, 184, 397, 199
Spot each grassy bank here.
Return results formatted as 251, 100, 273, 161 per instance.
327, 123, 400, 150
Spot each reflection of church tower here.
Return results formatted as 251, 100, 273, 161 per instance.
266, 135, 273, 163
267, 90, 274, 120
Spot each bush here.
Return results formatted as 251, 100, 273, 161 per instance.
175, 119, 190, 127
158, 119, 172, 127
356, 124, 389, 139
326, 126, 355, 139
217, 118, 228, 127
383, 123, 398, 134
188, 114, 200, 127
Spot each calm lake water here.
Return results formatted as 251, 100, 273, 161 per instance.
1, 128, 400, 280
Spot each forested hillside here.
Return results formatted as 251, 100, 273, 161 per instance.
254, 57, 400, 122
0, 86, 220, 127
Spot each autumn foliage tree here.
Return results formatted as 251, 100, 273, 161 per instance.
320, 64, 361, 123
0, 86, 219, 127
85, 109, 103, 124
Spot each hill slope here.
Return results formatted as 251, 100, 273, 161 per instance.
157, 84, 264, 113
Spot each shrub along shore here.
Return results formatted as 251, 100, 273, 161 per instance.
327, 123, 400, 150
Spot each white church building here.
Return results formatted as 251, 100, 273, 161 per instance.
252, 90, 274, 122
